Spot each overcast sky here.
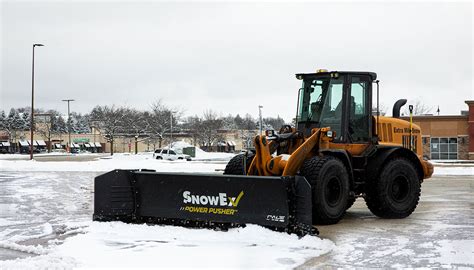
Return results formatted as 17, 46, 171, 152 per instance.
1, 1, 472, 121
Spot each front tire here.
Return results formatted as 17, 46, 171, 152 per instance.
365, 158, 420, 218
224, 154, 254, 175
300, 156, 350, 225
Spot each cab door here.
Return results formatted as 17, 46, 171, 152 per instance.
347, 75, 372, 144
332, 74, 373, 157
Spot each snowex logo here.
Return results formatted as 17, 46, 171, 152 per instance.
180, 190, 244, 216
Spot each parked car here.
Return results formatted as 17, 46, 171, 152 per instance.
154, 149, 191, 161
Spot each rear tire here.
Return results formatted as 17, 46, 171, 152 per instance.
300, 156, 350, 225
224, 154, 254, 175
365, 158, 420, 218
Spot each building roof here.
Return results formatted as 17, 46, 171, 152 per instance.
401, 115, 469, 121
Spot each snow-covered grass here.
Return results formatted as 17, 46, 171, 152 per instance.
0, 222, 334, 270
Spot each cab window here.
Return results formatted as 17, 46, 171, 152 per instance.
319, 78, 344, 141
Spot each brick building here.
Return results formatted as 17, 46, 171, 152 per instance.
401, 100, 473, 160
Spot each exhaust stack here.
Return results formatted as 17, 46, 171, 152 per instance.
392, 99, 407, 118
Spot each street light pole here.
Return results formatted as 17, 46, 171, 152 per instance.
259, 105, 263, 135
135, 135, 138, 155
62, 99, 75, 152
169, 112, 173, 150
30, 43, 44, 160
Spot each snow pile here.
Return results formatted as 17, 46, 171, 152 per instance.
172, 140, 236, 160
0, 222, 334, 270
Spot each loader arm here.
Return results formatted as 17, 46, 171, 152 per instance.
249, 128, 333, 177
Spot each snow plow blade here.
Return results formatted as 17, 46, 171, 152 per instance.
93, 170, 316, 236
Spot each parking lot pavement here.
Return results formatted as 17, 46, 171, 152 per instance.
298, 175, 474, 269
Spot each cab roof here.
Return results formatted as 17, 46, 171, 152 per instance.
295, 71, 377, 81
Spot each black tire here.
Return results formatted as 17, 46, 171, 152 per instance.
300, 156, 350, 225
156, 156, 163, 160
224, 154, 254, 175
365, 158, 420, 218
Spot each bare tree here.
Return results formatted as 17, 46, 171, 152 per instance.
181, 115, 201, 146
122, 108, 149, 136
222, 114, 237, 130
35, 110, 68, 152
121, 108, 150, 152
403, 99, 433, 116
195, 110, 224, 151
147, 100, 180, 149
90, 105, 126, 155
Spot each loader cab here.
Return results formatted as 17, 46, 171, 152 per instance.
296, 71, 376, 144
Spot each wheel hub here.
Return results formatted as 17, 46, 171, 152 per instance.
326, 176, 342, 207
391, 175, 410, 202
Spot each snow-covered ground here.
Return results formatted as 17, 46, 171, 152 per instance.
0, 152, 472, 269
0, 153, 333, 270
1, 222, 333, 269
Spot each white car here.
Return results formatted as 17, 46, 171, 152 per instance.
154, 149, 191, 161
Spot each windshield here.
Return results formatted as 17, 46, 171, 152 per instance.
298, 77, 344, 122
297, 76, 345, 137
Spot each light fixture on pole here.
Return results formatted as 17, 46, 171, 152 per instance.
62, 99, 75, 153
30, 43, 44, 160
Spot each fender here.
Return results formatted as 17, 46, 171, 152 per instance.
367, 146, 424, 181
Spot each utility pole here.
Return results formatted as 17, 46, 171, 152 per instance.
259, 105, 263, 135
30, 43, 44, 160
62, 99, 75, 153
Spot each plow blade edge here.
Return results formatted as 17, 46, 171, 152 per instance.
93, 170, 315, 235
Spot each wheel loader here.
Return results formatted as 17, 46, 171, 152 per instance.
93, 70, 433, 236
